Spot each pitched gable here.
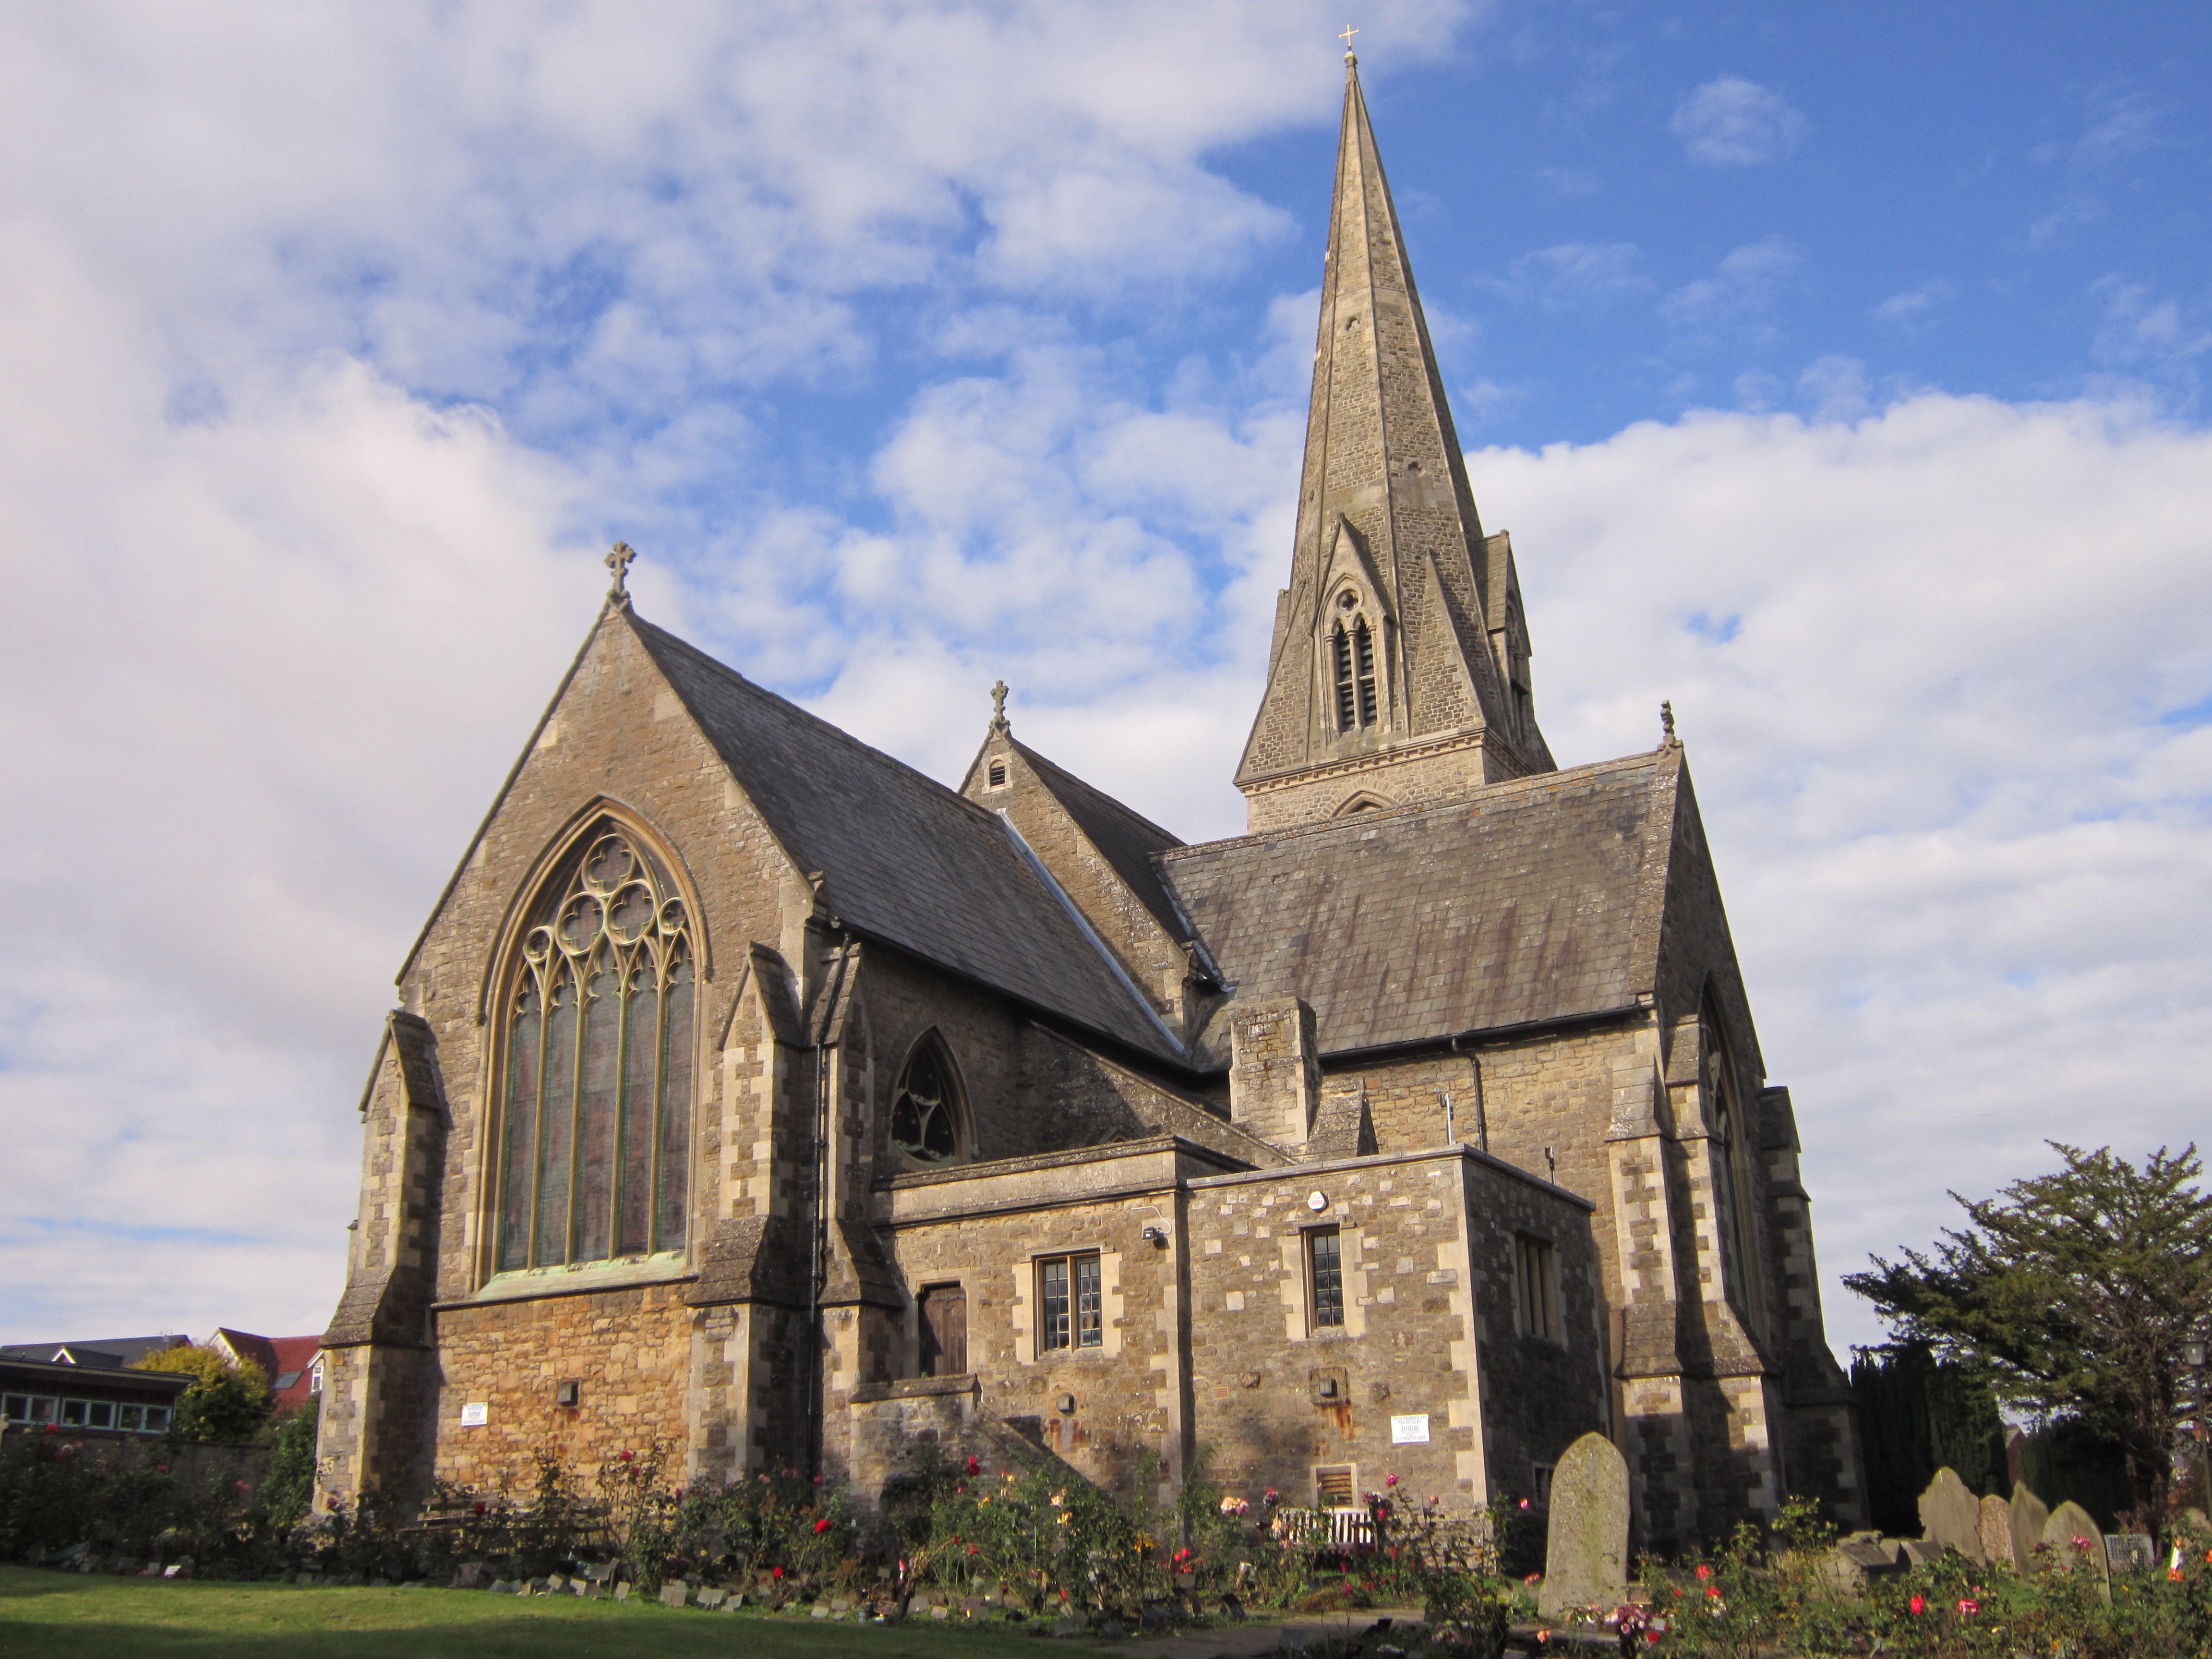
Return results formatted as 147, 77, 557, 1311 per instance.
627, 616, 1184, 1066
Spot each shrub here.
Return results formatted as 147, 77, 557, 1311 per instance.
131, 1345, 274, 1444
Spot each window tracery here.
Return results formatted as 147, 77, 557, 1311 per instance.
494, 828, 694, 1272
889, 1038, 962, 1164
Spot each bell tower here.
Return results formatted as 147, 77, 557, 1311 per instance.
1235, 54, 1554, 831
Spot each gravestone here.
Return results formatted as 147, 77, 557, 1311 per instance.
660, 1582, 691, 1608
451, 1562, 484, 1589
2042, 1502, 2110, 1601
614, 1582, 630, 1602
2105, 1534, 2153, 1573
1539, 1432, 1630, 1618
1977, 1495, 2015, 1571
2008, 1484, 2049, 1572
1918, 1468, 1983, 1560
698, 1588, 726, 1609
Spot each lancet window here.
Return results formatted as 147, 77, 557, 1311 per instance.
889, 1037, 963, 1164
494, 828, 695, 1272
1702, 1014, 1762, 1323
1332, 613, 1378, 731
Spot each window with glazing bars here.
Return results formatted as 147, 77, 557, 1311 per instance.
494, 828, 696, 1272
1309, 1226, 1346, 1329
1037, 1252, 1103, 1352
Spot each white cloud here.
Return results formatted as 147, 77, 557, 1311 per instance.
0, 227, 592, 1338
1872, 280, 1956, 335
1502, 241, 1650, 311
1471, 393, 2212, 1348
1670, 75, 1810, 168
1661, 235, 1805, 336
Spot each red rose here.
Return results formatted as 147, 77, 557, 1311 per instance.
1908, 1595, 1925, 1615
1695, 1564, 1711, 1581
815, 1518, 833, 1533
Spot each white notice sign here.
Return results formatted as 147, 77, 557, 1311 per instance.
1390, 1413, 1430, 1445
460, 1401, 489, 1427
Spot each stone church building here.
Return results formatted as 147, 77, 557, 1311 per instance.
318, 60, 1864, 1551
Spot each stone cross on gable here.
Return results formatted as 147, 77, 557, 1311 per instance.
990, 679, 1010, 733
606, 540, 637, 604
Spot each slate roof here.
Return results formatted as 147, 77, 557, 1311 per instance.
0, 1336, 189, 1369
1012, 740, 1195, 947
1166, 750, 1678, 1059
629, 616, 1185, 1066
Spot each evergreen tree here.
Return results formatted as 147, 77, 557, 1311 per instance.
1850, 1342, 2008, 1533
1846, 1142, 2212, 1532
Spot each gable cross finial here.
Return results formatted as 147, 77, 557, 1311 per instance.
1339, 22, 1358, 60
990, 679, 1010, 733
605, 540, 637, 606
1659, 699, 1677, 748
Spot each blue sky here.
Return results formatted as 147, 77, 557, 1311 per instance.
0, 0, 2207, 1358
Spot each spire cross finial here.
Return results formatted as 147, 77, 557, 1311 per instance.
1338, 22, 1358, 58
1659, 699, 1677, 747
605, 540, 637, 604
990, 679, 1010, 733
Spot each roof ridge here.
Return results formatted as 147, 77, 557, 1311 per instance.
1166, 746, 1670, 862
629, 615, 1000, 829
1010, 739, 1185, 849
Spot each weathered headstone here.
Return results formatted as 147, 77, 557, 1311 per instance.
659, 1581, 689, 1608
2042, 1502, 2110, 1601
1898, 1538, 1945, 1567
2008, 1484, 2049, 1572
698, 1587, 726, 1609
614, 1581, 630, 1602
1539, 1432, 1630, 1618
1977, 1495, 2015, 1571
1918, 1468, 1983, 1560
2105, 1534, 2153, 1573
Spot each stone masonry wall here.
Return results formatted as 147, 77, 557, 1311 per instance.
875, 1144, 1206, 1499
431, 1284, 695, 1496
1183, 1149, 1601, 1513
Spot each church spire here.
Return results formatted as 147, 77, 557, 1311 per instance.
1234, 56, 1553, 831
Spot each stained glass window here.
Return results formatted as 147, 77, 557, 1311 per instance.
495, 829, 694, 1272
889, 1039, 961, 1163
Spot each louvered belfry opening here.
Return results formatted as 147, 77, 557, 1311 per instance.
1333, 618, 1378, 732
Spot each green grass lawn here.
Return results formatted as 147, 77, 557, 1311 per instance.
0, 1565, 1085, 1659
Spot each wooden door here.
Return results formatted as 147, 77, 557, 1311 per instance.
919, 1284, 967, 1377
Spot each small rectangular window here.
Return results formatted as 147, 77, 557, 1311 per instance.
118, 1405, 143, 1431
29, 1397, 56, 1424
309, 1359, 324, 1395
60, 1399, 88, 1427
85, 1401, 116, 1430
1515, 1234, 1559, 1341
987, 760, 1008, 788
1037, 1252, 1103, 1352
1309, 1226, 1346, 1329
1532, 1463, 1555, 1511
1, 1395, 28, 1422
144, 1406, 171, 1433
1314, 1465, 1357, 1506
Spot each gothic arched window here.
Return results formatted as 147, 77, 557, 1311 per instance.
1702, 1015, 1761, 1322
889, 1038, 963, 1165
494, 828, 695, 1273
1332, 616, 1379, 731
